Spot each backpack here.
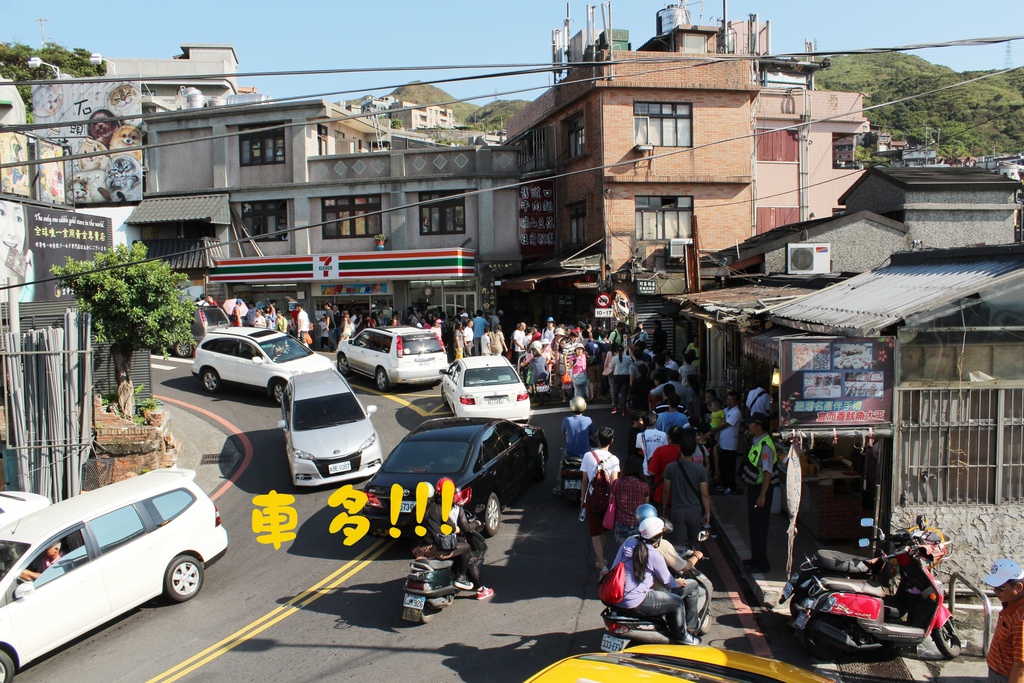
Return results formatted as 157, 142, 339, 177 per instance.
585, 451, 612, 515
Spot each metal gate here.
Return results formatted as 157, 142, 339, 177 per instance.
634, 297, 674, 355
896, 386, 1024, 505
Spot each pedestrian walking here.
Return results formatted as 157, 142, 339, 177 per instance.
985, 558, 1024, 683
608, 343, 633, 415
661, 430, 711, 550
609, 452, 649, 544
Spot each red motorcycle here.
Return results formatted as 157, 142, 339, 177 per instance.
791, 518, 963, 660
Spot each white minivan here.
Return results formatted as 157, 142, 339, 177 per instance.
0, 469, 228, 682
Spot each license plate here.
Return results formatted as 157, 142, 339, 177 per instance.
486, 397, 506, 405
794, 609, 811, 630
564, 479, 582, 490
601, 634, 628, 653
328, 461, 353, 475
403, 593, 425, 610
782, 581, 795, 601
400, 501, 415, 513
415, 356, 431, 362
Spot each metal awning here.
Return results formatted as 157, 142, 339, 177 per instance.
127, 194, 230, 225
498, 270, 583, 291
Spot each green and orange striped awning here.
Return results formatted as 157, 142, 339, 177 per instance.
209, 248, 475, 283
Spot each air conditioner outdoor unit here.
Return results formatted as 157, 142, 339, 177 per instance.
787, 242, 831, 274
669, 238, 692, 258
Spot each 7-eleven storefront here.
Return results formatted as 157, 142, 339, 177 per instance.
208, 248, 477, 319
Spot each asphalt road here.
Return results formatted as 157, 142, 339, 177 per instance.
15, 358, 836, 683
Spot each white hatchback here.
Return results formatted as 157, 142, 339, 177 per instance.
336, 326, 448, 392
193, 328, 333, 403
0, 469, 227, 681
278, 369, 385, 487
440, 356, 531, 422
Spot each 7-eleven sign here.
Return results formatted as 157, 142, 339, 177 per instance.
316, 255, 337, 279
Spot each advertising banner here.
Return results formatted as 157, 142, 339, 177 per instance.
518, 179, 555, 259
31, 80, 143, 204
23, 206, 111, 302
35, 139, 66, 204
320, 283, 388, 295
0, 132, 30, 197
778, 336, 895, 427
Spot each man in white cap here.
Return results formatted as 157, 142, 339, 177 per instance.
985, 558, 1024, 683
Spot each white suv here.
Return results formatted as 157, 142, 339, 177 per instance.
193, 328, 332, 403
336, 326, 447, 391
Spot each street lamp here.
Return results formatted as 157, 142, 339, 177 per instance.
26, 56, 61, 79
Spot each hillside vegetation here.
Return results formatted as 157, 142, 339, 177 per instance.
358, 82, 527, 131
816, 52, 1024, 156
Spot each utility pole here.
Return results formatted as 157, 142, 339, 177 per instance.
1006, 42, 1014, 70
33, 18, 50, 46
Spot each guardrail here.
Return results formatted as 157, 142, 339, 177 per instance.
948, 572, 993, 656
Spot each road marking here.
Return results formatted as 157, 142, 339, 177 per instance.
151, 363, 177, 371
154, 395, 253, 502
150, 355, 194, 365
356, 385, 434, 417
146, 538, 394, 683
707, 535, 774, 658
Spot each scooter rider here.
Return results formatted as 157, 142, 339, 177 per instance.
416, 478, 494, 600
607, 517, 701, 645
635, 504, 702, 629
555, 396, 596, 496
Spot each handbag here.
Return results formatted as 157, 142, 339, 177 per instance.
561, 370, 572, 386
602, 481, 618, 530
572, 372, 588, 386
598, 561, 626, 604
435, 532, 458, 553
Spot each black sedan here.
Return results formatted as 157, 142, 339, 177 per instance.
363, 418, 548, 538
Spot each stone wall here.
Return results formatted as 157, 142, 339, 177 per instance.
893, 504, 1024, 579
85, 396, 180, 490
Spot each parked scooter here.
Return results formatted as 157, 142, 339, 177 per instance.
790, 517, 963, 660
401, 514, 486, 624
600, 529, 714, 653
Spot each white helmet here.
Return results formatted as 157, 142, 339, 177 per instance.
638, 517, 665, 541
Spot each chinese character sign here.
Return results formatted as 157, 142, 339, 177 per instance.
32, 81, 143, 204
779, 337, 895, 427
25, 206, 111, 302
518, 179, 556, 259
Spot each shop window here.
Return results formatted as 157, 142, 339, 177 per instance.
322, 196, 382, 239
239, 125, 286, 166
419, 191, 465, 235
633, 102, 692, 148
241, 200, 288, 241
635, 196, 693, 241
756, 128, 798, 162
566, 112, 585, 159
569, 202, 587, 245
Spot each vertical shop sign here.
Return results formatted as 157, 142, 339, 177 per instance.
518, 179, 555, 259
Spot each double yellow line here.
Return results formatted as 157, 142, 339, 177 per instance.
147, 538, 394, 683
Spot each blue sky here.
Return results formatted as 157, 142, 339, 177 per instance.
3, 0, 1021, 106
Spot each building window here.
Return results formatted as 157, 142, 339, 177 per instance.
832, 133, 857, 169
516, 128, 548, 171
419, 191, 465, 235
317, 124, 329, 156
569, 202, 587, 245
756, 128, 799, 162
322, 196, 382, 239
241, 200, 288, 241
566, 112, 585, 158
635, 196, 693, 241
633, 102, 692, 147
239, 125, 286, 166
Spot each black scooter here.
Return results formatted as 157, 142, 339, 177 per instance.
558, 452, 583, 503
600, 531, 713, 652
401, 528, 486, 624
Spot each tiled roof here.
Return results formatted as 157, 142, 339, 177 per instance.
127, 194, 230, 225
140, 238, 223, 270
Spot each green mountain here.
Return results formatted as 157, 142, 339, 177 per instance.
816, 52, 1024, 156
465, 99, 529, 131
389, 82, 479, 123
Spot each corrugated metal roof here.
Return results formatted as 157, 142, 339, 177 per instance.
126, 194, 230, 225
666, 285, 816, 315
770, 258, 1024, 334
141, 238, 223, 270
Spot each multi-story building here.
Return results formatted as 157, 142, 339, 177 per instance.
134, 98, 521, 315
103, 44, 241, 113
388, 101, 457, 130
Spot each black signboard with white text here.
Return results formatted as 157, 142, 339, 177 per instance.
25, 207, 111, 302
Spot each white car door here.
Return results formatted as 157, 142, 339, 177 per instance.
345, 332, 371, 374
6, 528, 111, 662
441, 363, 460, 408
89, 504, 165, 611
234, 340, 269, 389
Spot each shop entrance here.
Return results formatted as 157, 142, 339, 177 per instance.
443, 292, 476, 317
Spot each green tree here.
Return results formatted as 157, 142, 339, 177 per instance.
52, 243, 195, 418
0, 42, 106, 121
390, 118, 403, 129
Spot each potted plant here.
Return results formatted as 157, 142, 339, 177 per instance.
373, 233, 388, 250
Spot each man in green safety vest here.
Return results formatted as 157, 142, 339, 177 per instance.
740, 412, 777, 574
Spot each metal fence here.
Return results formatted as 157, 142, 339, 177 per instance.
897, 386, 1024, 504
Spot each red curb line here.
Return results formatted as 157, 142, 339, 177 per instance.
707, 534, 774, 658
155, 394, 253, 502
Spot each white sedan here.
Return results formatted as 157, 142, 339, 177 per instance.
440, 356, 531, 422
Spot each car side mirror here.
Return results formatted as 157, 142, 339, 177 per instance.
438, 369, 447, 375
276, 419, 287, 430
14, 582, 34, 600
366, 405, 378, 415
251, 356, 265, 365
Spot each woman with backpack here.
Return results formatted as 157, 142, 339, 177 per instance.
581, 427, 620, 574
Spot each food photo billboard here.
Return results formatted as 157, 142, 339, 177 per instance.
778, 336, 895, 427
31, 80, 143, 204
